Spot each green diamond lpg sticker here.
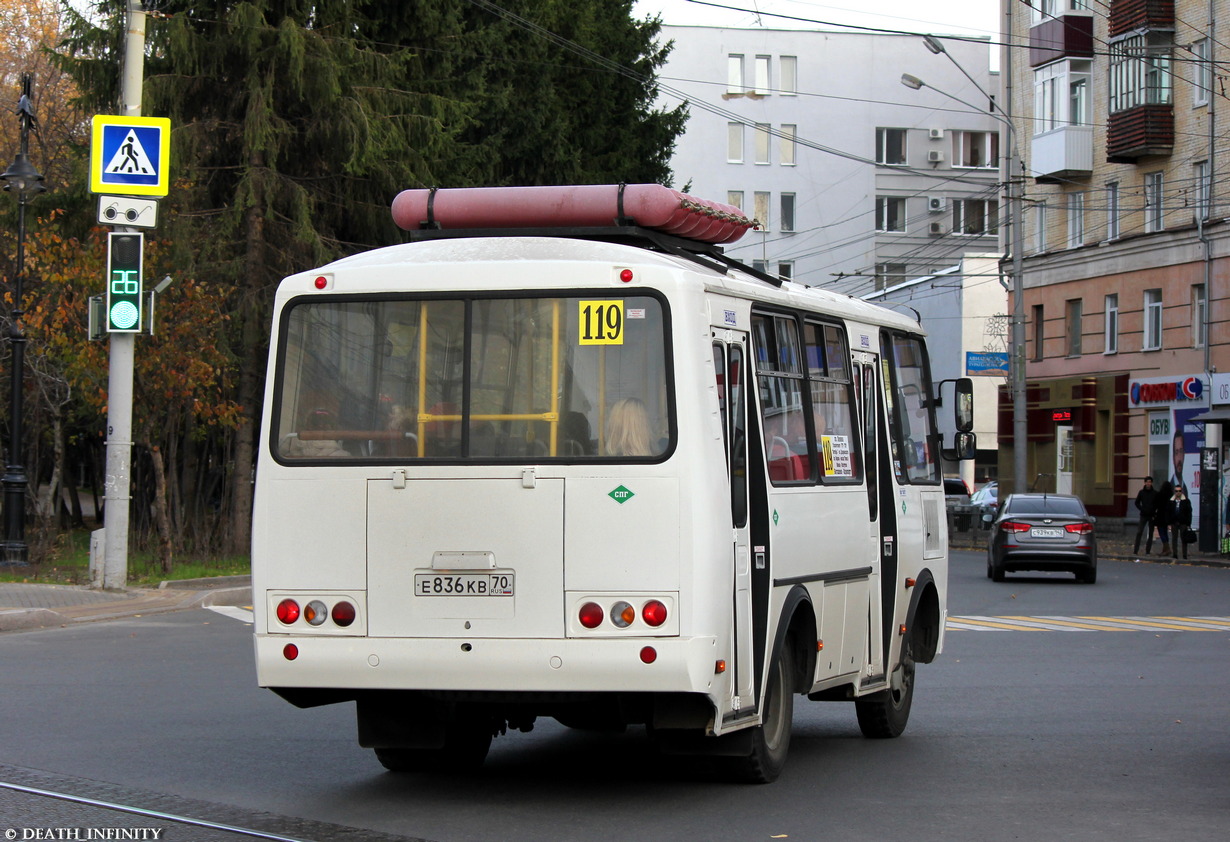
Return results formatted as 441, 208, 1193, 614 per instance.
609, 485, 635, 504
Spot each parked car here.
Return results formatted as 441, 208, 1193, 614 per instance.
969, 482, 999, 526
987, 493, 1098, 584
945, 477, 973, 531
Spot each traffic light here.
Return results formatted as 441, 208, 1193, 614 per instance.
107, 232, 143, 332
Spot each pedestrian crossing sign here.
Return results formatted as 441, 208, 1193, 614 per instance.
89, 115, 171, 197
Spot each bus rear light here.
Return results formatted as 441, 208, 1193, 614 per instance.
641, 599, 668, 627
332, 601, 357, 627
283, 644, 299, 661
640, 646, 657, 664
610, 601, 635, 628
276, 599, 301, 625
304, 600, 328, 626
579, 602, 604, 629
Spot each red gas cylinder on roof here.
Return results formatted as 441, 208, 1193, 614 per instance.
390, 184, 757, 245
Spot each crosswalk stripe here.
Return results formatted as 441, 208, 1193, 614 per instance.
948, 615, 1230, 632
207, 605, 253, 624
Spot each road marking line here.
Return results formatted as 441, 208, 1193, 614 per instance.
947, 616, 1230, 632
207, 605, 253, 624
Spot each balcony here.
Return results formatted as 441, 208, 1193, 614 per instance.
1030, 125, 1093, 183
1108, 0, 1175, 37
1030, 15, 1094, 67
1106, 105, 1174, 161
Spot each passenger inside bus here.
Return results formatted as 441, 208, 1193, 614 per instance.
605, 398, 654, 457
284, 408, 348, 459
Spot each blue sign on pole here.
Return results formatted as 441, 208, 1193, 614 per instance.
90, 116, 171, 197
966, 351, 1010, 376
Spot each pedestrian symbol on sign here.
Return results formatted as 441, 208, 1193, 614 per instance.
105, 130, 154, 175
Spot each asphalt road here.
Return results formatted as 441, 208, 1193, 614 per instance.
1, 553, 1228, 842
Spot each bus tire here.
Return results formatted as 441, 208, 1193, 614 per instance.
373, 720, 493, 773
855, 643, 914, 739
732, 642, 795, 783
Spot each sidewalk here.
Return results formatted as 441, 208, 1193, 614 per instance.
0, 576, 251, 632
949, 526, 1230, 567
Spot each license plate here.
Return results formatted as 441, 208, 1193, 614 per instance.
1030, 527, 1063, 539
414, 571, 515, 597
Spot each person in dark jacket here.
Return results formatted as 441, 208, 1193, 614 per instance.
1153, 479, 1174, 556
1132, 476, 1159, 554
1168, 488, 1193, 560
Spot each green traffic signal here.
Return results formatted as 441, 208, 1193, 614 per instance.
107, 232, 143, 332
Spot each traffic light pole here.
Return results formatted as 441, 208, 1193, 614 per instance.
101, 2, 145, 590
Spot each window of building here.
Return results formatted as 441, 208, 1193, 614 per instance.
1066, 299, 1082, 356
778, 261, 794, 282
1034, 61, 1091, 133
780, 193, 795, 232
753, 259, 769, 273
1143, 289, 1162, 351
727, 190, 744, 211
1106, 181, 1120, 239
754, 191, 770, 228
876, 128, 907, 165
727, 123, 744, 163
1109, 33, 1172, 114
780, 124, 797, 166
780, 56, 797, 95
754, 123, 771, 164
876, 196, 906, 232
1192, 39, 1210, 107
727, 55, 745, 94
953, 198, 999, 236
1145, 171, 1165, 232
953, 131, 999, 168
1193, 284, 1207, 348
1104, 294, 1118, 354
1068, 192, 1084, 248
754, 55, 771, 95
1194, 161, 1211, 221
1035, 202, 1048, 252
875, 263, 907, 291
1032, 304, 1045, 361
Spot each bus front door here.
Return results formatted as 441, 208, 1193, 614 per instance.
713, 334, 754, 710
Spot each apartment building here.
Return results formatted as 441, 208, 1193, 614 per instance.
1003, 0, 1228, 539
659, 25, 1002, 294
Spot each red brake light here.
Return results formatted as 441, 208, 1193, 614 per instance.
332, 601, 357, 627
1001, 520, 1032, 533
276, 599, 300, 624
642, 599, 668, 627
1065, 522, 1094, 534
640, 646, 658, 664
579, 602, 604, 629
283, 643, 299, 660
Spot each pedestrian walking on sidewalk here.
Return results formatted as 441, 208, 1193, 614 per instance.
1132, 476, 1159, 554
1168, 487, 1193, 560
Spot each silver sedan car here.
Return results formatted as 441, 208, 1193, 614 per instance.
987, 493, 1098, 584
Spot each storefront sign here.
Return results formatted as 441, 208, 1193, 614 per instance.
1129, 376, 1205, 406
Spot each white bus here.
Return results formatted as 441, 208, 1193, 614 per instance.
253, 185, 974, 783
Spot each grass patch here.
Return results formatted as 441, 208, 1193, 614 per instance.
0, 528, 249, 586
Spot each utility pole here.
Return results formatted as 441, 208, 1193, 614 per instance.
101, 1, 146, 590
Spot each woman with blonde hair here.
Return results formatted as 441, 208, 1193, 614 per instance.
605, 398, 654, 457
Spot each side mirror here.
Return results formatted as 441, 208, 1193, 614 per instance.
941, 430, 976, 462
954, 377, 974, 433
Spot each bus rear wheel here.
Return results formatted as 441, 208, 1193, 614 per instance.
732, 642, 795, 784
374, 719, 493, 773
855, 644, 914, 738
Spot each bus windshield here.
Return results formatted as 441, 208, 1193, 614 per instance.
273, 294, 672, 462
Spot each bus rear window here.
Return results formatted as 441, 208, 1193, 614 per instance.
273, 294, 672, 462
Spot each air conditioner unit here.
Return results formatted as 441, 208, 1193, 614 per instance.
927, 150, 945, 163
928, 128, 944, 140
927, 196, 945, 213
929, 221, 945, 236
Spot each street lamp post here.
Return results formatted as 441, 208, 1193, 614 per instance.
1, 73, 45, 566
901, 67, 1029, 494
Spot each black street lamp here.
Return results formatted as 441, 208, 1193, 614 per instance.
1, 73, 45, 566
